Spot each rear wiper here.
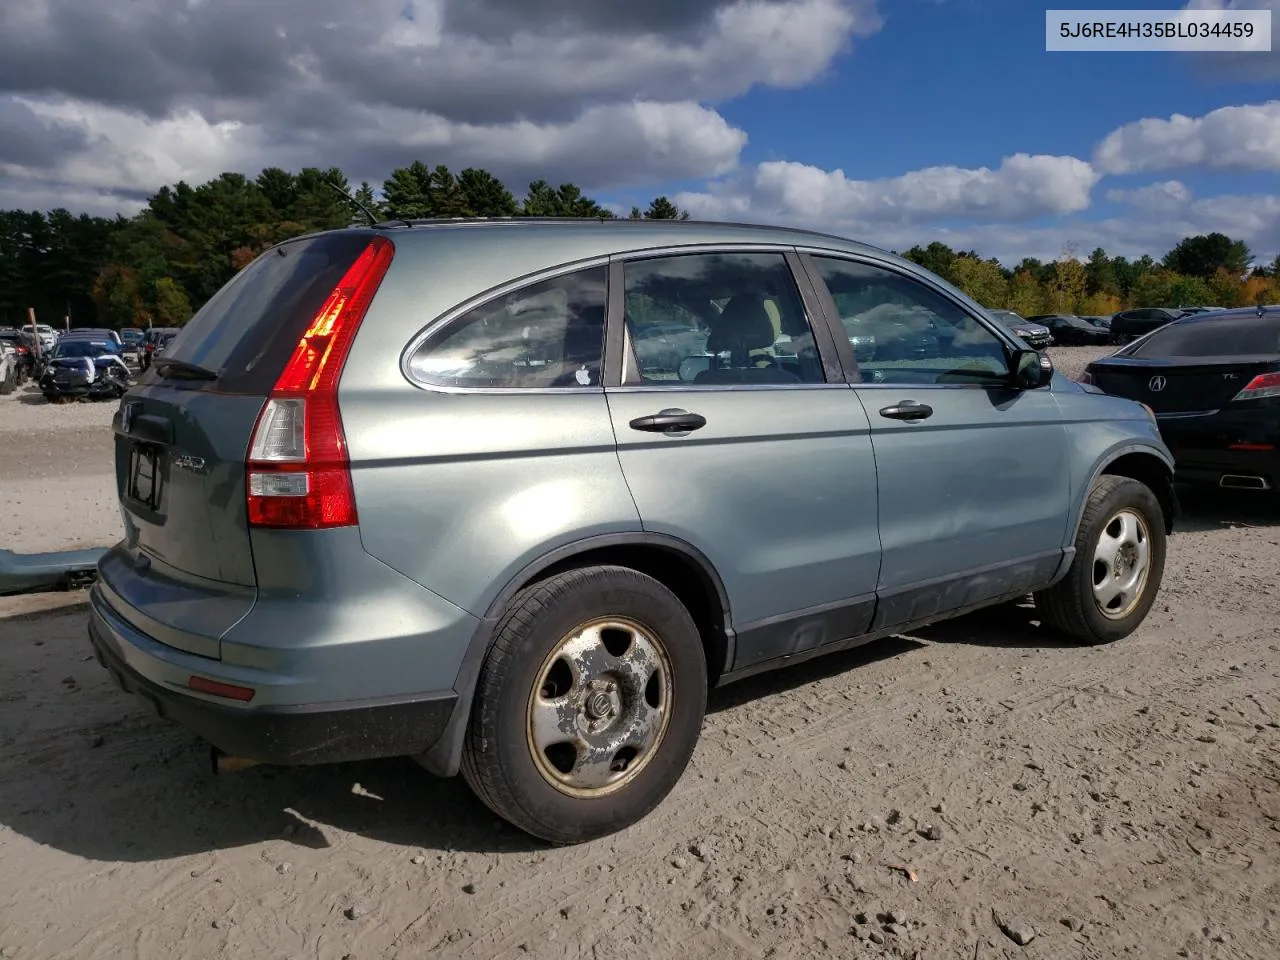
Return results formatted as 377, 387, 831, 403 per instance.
152, 357, 218, 381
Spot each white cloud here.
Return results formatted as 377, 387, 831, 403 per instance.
1, 96, 748, 200
679, 153, 1099, 226
0, 0, 880, 205
1093, 100, 1280, 175
676, 157, 1279, 266
1105, 180, 1194, 214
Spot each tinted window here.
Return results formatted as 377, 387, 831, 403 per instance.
159, 231, 374, 392
812, 257, 1010, 385
1131, 317, 1280, 358
408, 266, 607, 389
623, 252, 824, 386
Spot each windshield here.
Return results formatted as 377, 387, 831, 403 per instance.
1130, 317, 1280, 358
54, 340, 115, 359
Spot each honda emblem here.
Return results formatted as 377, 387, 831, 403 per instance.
1148, 376, 1167, 392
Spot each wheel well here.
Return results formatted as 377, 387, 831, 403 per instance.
530, 545, 731, 685
1100, 453, 1176, 533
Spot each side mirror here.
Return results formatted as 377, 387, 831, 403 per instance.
1012, 348, 1053, 389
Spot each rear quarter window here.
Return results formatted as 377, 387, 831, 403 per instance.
158, 231, 377, 393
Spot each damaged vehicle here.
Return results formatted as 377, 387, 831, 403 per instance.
39, 337, 133, 402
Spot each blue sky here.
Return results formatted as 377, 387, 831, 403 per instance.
1, 0, 1277, 266
604, 0, 1280, 263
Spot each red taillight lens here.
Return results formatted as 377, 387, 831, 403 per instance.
246, 236, 394, 529
1231, 372, 1280, 402
188, 675, 256, 702
1078, 370, 1094, 384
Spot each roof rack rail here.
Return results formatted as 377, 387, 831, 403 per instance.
368, 216, 889, 253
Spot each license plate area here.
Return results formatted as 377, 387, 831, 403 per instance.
128, 443, 164, 512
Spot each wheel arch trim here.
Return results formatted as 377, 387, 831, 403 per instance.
1070, 442, 1176, 547
415, 532, 735, 777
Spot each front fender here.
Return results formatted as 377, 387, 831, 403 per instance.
1066, 434, 1176, 549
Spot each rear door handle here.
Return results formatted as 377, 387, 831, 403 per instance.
879, 401, 933, 422
629, 409, 707, 433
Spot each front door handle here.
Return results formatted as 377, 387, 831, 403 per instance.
879, 400, 933, 421
629, 409, 707, 433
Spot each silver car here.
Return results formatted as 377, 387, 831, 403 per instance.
89, 219, 1175, 843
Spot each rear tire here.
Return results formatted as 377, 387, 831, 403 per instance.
1035, 475, 1165, 645
461, 565, 707, 845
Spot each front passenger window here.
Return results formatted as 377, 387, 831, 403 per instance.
811, 256, 1010, 385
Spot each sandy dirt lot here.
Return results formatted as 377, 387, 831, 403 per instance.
2, 347, 1279, 960
0, 382, 120, 553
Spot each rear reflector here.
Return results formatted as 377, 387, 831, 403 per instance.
1232, 372, 1280, 402
246, 236, 394, 529
188, 675, 256, 702
1229, 442, 1276, 451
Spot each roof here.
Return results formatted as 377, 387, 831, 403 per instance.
361, 215, 893, 259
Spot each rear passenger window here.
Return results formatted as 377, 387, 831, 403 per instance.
623, 252, 825, 385
408, 267, 607, 389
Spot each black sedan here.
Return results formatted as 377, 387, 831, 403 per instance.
1027, 314, 1112, 346
1080, 306, 1280, 492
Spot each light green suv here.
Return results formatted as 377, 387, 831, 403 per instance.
89, 218, 1175, 843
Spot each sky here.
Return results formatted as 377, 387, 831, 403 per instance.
0, 0, 1277, 266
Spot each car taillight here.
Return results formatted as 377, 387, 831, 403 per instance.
1078, 370, 1094, 384
1230, 372, 1280, 402
145, 343, 155, 352
245, 235, 394, 529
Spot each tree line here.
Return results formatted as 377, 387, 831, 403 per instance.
0, 161, 1275, 330
902, 234, 1280, 318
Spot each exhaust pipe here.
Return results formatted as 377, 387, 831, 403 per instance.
1219, 474, 1271, 491
211, 747, 261, 774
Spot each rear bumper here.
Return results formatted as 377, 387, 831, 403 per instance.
1159, 411, 1280, 490
88, 592, 458, 765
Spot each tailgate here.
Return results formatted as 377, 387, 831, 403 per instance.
101, 229, 381, 659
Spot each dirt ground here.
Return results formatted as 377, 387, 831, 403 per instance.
2, 347, 1279, 960
0, 381, 119, 553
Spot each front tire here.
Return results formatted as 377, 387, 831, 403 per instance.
461, 565, 707, 845
1035, 476, 1166, 645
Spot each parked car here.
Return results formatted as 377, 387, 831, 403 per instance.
119, 327, 145, 360
89, 219, 1175, 844
0, 337, 17, 395
20, 323, 57, 355
0, 329, 33, 388
1108, 308, 1186, 344
139, 327, 181, 370
1081, 304, 1280, 492
987, 309, 1052, 349
38, 337, 133, 402
1027, 314, 1112, 347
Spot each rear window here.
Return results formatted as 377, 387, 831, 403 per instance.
1131, 317, 1280, 358
158, 231, 377, 393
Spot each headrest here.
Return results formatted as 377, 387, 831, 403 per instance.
706, 295, 777, 355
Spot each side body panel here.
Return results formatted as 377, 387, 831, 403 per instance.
342, 239, 642, 620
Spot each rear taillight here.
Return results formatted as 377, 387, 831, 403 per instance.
1078, 370, 1094, 385
245, 235, 394, 529
1230, 372, 1280, 402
